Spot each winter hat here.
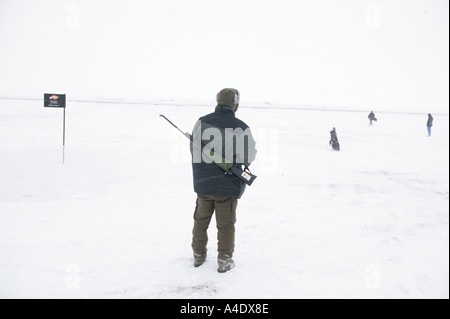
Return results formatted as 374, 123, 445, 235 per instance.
216, 88, 240, 111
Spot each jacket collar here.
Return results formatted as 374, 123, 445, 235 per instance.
215, 104, 235, 116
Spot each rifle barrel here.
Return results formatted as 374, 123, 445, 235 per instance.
160, 114, 191, 139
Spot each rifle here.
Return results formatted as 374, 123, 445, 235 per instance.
160, 114, 257, 186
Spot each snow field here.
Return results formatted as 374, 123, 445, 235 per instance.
0, 99, 448, 298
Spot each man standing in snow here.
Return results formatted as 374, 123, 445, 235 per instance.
427, 113, 433, 136
190, 88, 257, 273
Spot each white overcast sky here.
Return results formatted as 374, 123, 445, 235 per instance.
0, 0, 448, 112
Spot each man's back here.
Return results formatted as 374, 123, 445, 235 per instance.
191, 105, 256, 199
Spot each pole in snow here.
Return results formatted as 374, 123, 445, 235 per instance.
44, 93, 66, 163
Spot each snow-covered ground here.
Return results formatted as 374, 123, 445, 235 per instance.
0, 99, 448, 299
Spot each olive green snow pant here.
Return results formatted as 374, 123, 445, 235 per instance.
192, 194, 238, 259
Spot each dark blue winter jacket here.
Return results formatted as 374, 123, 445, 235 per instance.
190, 105, 257, 199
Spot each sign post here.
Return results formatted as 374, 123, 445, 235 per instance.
44, 93, 66, 163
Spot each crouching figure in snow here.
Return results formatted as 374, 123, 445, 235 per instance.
368, 111, 377, 125
329, 127, 340, 151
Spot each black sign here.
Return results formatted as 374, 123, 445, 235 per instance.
44, 93, 66, 108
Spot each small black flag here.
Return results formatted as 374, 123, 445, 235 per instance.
44, 93, 66, 108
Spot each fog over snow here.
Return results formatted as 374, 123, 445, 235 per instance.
0, 0, 448, 113
0, 0, 448, 300
0, 100, 448, 299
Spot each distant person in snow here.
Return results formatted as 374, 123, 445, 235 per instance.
190, 88, 257, 273
329, 127, 340, 151
427, 113, 433, 136
368, 111, 377, 125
